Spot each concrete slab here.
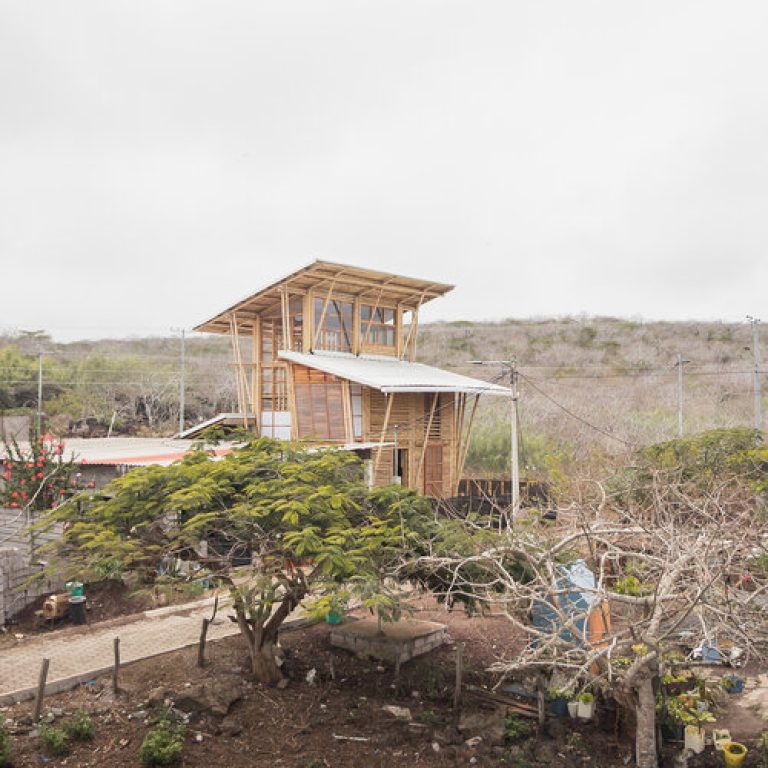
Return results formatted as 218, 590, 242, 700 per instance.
330, 618, 448, 664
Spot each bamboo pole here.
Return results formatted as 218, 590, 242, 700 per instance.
312, 280, 337, 349
373, 393, 394, 475
456, 395, 481, 488
415, 392, 439, 486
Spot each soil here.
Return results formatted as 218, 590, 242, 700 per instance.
1, 595, 766, 767
0, 580, 206, 651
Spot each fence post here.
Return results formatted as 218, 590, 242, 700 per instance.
33, 657, 50, 722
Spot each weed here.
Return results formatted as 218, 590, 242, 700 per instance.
39, 724, 70, 756
64, 710, 94, 741
139, 721, 186, 766
0, 716, 12, 768
420, 708, 438, 725
503, 713, 533, 743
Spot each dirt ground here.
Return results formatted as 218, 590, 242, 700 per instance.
1, 595, 766, 767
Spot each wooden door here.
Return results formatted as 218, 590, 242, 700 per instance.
423, 444, 444, 497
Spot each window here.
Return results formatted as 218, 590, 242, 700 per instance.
314, 297, 353, 352
293, 365, 345, 440
360, 305, 395, 348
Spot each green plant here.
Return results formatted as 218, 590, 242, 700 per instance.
139, 721, 185, 766
0, 716, 12, 768
64, 710, 94, 741
547, 687, 574, 700
503, 713, 533, 743
757, 731, 768, 767
39, 724, 71, 756
419, 709, 438, 725
577, 691, 594, 704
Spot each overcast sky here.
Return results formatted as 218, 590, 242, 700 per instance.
1, 1, 767, 341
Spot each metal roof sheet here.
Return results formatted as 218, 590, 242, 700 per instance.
279, 351, 510, 396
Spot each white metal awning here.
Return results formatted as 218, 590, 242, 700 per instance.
279, 351, 509, 396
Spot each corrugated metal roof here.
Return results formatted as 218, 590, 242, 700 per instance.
26, 438, 233, 467
279, 351, 510, 396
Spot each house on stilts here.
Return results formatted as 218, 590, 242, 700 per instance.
190, 261, 508, 498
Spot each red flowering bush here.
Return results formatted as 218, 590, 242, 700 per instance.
0, 434, 76, 511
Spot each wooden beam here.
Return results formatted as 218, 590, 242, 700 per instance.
280, 287, 290, 350
286, 363, 297, 440
252, 321, 260, 426
373, 393, 394, 474
302, 291, 313, 352
341, 380, 353, 443
312, 280, 337, 349
456, 395, 481, 491
415, 392, 439, 486
360, 288, 384, 347
229, 313, 250, 428
453, 393, 467, 481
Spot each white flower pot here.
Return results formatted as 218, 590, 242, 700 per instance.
577, 700, 594, 719
684, 726, 705, 754
567, 701, 579, 719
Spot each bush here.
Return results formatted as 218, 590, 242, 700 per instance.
139, 722, 185, 766
0, 716, 12, 767
39, 724, 70, 756
503, 713, 533, 743
64, 710, 94, 741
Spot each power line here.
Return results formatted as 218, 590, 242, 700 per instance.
518, 372, 634, 448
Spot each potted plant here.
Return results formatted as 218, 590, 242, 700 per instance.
679, 703, 715, 755
722, 741, 748, 768
720, 675, 744, 695
577, 691, 595, 720
546, 687, 573, 717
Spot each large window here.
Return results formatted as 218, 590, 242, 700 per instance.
294, 365, 345, 440
360, 305, 395, 348
314, 298, 353, 352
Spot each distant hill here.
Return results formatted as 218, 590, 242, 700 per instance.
1, 317, 762, 474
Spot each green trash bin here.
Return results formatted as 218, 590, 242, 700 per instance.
69, 596, 87, 625
66, 581, 84, 598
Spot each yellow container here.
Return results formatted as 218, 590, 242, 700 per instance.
722, 741, 747, 768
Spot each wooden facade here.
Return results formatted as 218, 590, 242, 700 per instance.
194, 261, 501, 497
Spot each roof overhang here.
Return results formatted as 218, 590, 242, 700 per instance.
279, 351, 510, 396
194, 260, 454, 335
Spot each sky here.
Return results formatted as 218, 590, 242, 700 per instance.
1, 0, 768, 341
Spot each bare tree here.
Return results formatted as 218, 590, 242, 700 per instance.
411, 477, 768, 768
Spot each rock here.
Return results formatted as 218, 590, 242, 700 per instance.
277, 678, 289, 689
464, 736, 483, 748
458, 708, 506, 745
219, 715, 243, 736
431, 741, 440, 752
174, 679, 244, 717
382, 705, 412, 721
305, 668, 317, 685
146, 687, 169, 706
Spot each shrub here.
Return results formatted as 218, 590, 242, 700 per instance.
39, 724, 70, 756
503, 713, 533, 743
139, 722, 185, 766
64, 710, 94, 741
0, 716, 12, 768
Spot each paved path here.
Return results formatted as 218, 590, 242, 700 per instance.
0, 596, 241, 706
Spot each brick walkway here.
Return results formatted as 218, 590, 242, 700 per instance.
0, 597, 241, 705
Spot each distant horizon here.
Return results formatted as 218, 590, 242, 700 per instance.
1, 311, 760, 346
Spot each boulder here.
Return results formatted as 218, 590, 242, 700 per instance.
174, 679, 244, 717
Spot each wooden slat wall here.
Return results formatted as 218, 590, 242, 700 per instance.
364, 389, 456, 497
293, 365, 346, 441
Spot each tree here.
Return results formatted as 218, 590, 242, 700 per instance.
1, 434, 75, 512
411, 452, 768, 767
44, 437, 435, 683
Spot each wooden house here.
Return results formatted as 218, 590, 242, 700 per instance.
193, 261, 508, 497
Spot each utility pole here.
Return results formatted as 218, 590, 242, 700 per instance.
508, 359, 520, 519
36, 351, 43, 435
172, 328, 187, 434
470, 359, 520, 523
748, 316, 762, 430
675, 353, 690, 438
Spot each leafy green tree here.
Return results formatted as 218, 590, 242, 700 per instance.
44, 437, 435, 683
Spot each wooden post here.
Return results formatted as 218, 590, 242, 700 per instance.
112, 637, 120, 693
33, 657, 50, 722
197, 618, 211, 667
453, 642, 464, 714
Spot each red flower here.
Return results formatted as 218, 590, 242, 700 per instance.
36, 472, 44, 479
10, 502, 17, 508
59, 489, 65, 494
10, 491, 18, 498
